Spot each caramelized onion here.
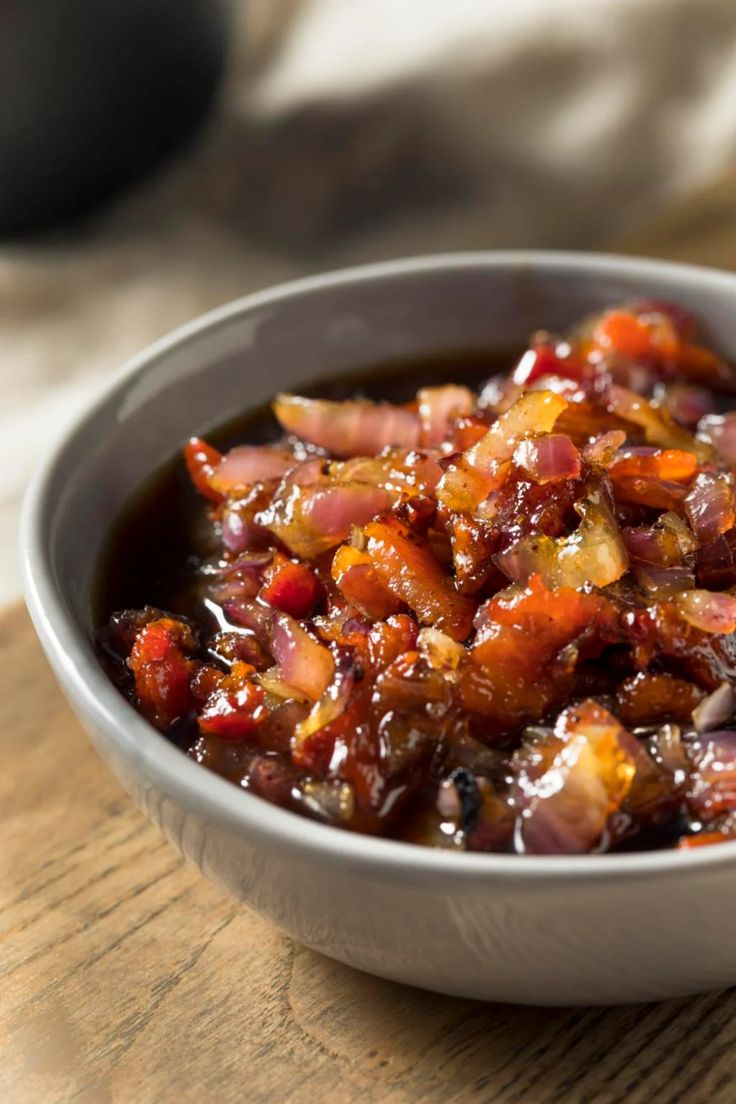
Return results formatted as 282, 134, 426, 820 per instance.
675, 589, 736, 634
271, 613, 335, 701
513, 433, 581, 484
417, 385, 474, 446
437, 390, 568, 511
698, 412, 736, 469
692, 682, 736, 733
211, 446, 296, 494
274, 394, 420, 458
496, 485, 628, 589
684, 472, 736, 544
513, 701, 635, 855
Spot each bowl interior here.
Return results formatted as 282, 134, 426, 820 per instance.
35, 252, 736, 645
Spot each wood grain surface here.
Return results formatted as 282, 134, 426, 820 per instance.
3, 599, 736, 1104
7, 181, 736, 1103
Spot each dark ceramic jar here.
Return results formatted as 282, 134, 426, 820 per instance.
0, 0, 231, 234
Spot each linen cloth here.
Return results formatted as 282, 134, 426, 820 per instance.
3, 0, 736, 602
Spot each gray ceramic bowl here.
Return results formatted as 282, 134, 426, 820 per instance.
21, 252, 736, 1005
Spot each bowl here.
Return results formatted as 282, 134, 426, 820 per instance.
21, 251, 736, 1006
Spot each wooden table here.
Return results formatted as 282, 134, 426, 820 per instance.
4, 601, 736, 1104
7, 188, 736, 1101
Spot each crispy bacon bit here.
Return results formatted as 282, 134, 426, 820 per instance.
365, 516, 475, 640
106, 297, 736, 853
460, 576, 619, 728
260, 559, 322, 619
616, 672, 704, 726
198, 662, 268, 740
331, 544, 403, 620
127, 617, 197, 730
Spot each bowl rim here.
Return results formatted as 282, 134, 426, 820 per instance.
21, 248, 736, 882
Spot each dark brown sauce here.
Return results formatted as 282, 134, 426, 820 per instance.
93, 348, 515, 627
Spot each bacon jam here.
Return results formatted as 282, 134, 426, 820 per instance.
97, 300, 736, 854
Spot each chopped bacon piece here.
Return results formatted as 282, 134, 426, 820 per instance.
616, 672, 704, 726
127, 617, 197, 731
198, 661, 268, 740
449, 514, 500, 595
365, 516, 475, 640
331, 544, 403, 620
609, 448, 697, 483
460, 576, 619, 728
260, 558, 322, 619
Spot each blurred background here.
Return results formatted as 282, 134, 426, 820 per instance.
3, 0, 736, 602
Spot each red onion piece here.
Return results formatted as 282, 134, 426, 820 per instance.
438, 390, 568, 511
512, 701, 635, 855
605, 384, 712, 462
222, 599, 272, 643
675, 589, 736, 634
513, 433, 581, 484
634, 564, 695, 597
271, 613, 335, 701
417, 385, 474, 447
496, 485, 628, 589
687, 730, 736, 818
301, 483, 394, 537
696, 530, 736, 590
220, 502, 272, 554
692, 683, 736, 734
698, 412, 736, 470
274, 394, 420, 458
684, 472, 736, 544
654, 382, 714, 428
583, 430, 626, 467
211, 446, 296, 493
622, 513, 697, 566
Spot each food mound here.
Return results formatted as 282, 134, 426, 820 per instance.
100, 300, 736, 854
